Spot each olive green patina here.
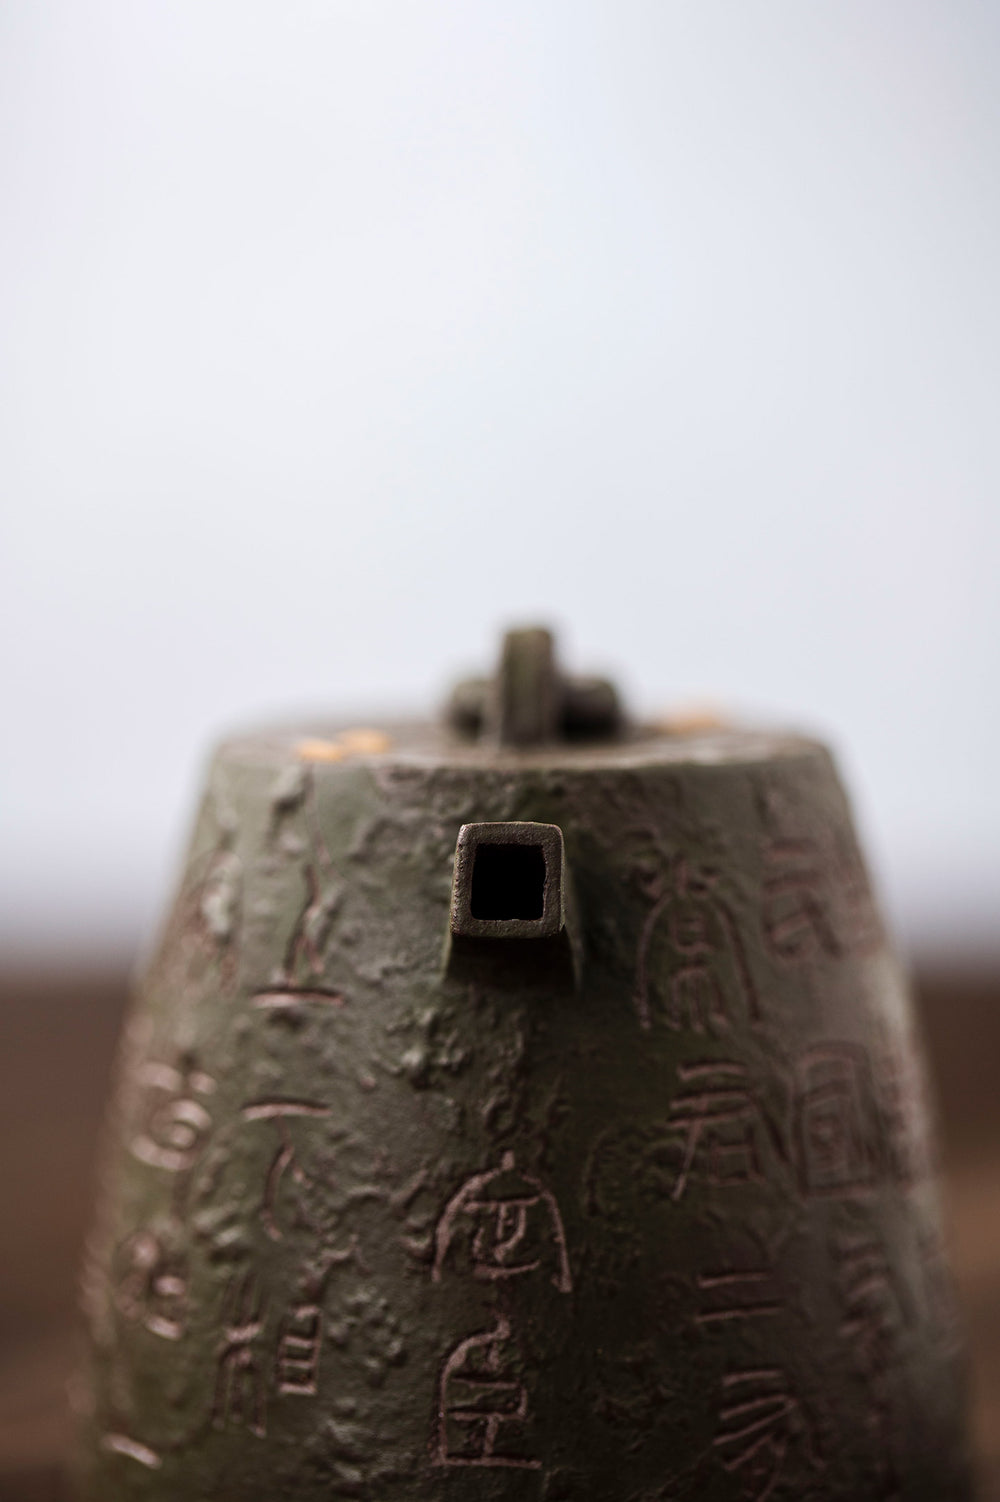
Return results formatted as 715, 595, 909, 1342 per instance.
76, 631, 970, 1500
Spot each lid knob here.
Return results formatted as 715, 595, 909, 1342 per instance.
447, 627, 623, 746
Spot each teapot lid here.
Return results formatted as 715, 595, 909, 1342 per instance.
221, 627, 821, 773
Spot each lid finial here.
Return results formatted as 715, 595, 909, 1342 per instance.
447, 627, 623, 746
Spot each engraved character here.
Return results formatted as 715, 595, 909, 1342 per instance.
100, 1433, 162, 1470
759, 813, 881, 965
214, 1271, 267, 1438
835, 1232, 902, 1497
432, 1151, 572, 1293
665, 1063, 767, 1201
829, 828, 882, 956
761, 838, 839, 961
272, 1253, 349, 1398
874, 1042, 930, 1189
263, 764, 344, 997
275, 1303, 323, 1396
130, 1061, 215, 1173
635, 860, 759, 1032
794, 1046, 876, 1196
436, 1316, 541, 1469
695, 1268, 782, 1326
240, 1099, 331, 1241
114, 1230, 187, 1340
714, 1368, 809, 1502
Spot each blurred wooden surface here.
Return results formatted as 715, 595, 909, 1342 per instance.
0, 963, 998, 1499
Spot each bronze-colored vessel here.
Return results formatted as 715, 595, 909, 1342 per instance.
75, 629, 970, 1499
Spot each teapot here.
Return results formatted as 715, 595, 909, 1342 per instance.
75, 628, 970, 1499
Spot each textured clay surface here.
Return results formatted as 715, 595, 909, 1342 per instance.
74, 723, 972, 1499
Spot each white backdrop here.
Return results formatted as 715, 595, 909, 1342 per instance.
1, 1, 998, 959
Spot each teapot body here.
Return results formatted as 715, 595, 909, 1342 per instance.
76, 722, 970, 1499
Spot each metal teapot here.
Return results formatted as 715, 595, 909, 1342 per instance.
75, 628, 970, 1499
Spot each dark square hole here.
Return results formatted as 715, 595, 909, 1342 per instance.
470, 843, 547, 921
